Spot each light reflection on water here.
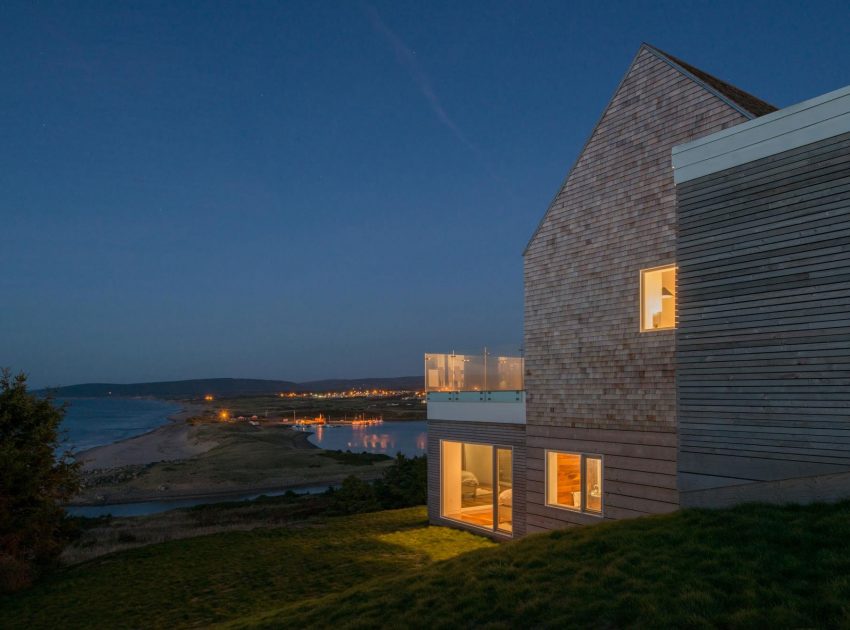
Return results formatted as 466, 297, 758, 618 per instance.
294, 420, 427, 457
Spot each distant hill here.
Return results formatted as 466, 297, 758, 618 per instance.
38, 376, 423, 398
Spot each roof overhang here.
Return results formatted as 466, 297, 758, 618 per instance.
673, 84, 850, 184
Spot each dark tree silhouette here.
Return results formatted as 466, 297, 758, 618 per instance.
0, 370, 80, 592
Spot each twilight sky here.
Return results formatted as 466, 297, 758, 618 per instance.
2, 1, 848, 388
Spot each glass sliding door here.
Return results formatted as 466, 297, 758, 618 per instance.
496, 448, 513, 533
441, 440, 513, 534
441, 441, 494, 529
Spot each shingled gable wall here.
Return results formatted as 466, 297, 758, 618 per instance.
523, 46, 752, 530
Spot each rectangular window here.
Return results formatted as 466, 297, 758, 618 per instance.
640, 265, 676, 331
545, 451, 603, 515
441, 440, 513, 534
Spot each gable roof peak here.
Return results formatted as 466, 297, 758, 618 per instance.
639, 43, 777, 118
523, 44, 777, 255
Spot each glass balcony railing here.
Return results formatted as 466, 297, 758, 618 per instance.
424, 353, 524, 392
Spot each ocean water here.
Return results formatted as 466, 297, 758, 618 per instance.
58, 397, 182, 453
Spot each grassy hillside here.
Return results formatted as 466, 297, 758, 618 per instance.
240, 501, 850, 629
0, 507, 492, 629
4, 502, 850, 628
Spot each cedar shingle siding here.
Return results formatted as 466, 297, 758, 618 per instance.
676, 131, 850, 507
523, 46, 751, 528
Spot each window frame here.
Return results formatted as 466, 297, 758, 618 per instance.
639, 264, 677, 332
439, 439, 515, 536
544, 450, 604, 517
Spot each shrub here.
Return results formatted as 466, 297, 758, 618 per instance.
326, 454, 426, 515
374, 454, 427, 508
324, 476, 382, 515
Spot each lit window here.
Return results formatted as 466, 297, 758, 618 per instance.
545, 451, 603, 515
640, 265, 676, 331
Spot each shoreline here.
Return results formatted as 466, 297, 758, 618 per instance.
75, 402, 208, 470
67, 397, 192, 456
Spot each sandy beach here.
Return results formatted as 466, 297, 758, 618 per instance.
77, 407, 215, 471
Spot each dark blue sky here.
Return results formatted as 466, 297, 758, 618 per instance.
2, 1, 848, 387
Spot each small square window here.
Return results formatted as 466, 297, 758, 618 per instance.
640, 265, 676, 331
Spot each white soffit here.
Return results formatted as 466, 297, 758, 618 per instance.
672, 84, 850, 184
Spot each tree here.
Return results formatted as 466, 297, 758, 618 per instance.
0, 370, 80, 592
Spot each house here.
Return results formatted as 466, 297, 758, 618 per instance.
426, 43, 850, 538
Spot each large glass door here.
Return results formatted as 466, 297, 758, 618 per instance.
441, 441, 513, 535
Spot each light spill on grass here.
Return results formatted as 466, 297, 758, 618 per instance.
376, 527, 494, 563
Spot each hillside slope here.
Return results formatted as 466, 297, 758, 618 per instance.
233, 501, 850, 629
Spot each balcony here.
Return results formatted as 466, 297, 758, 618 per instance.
424, 353, 525, 424
425, 352, 523, 392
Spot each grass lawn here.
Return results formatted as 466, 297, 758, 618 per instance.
5, 501, 850, 628
235, 501, 850, 629
0, 507, 492, 629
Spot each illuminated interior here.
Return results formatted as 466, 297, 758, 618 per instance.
424, 353, 524, 392
441, 441, 513, 533
497, 447, 512, 533
640, 265, 676, 331
546, 451, 603, 514
585, 457, 603, 513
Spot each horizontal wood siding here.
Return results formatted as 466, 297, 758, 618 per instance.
676, 131, 850, 506
525, 425, 678, 533
427, 420, 526, 538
